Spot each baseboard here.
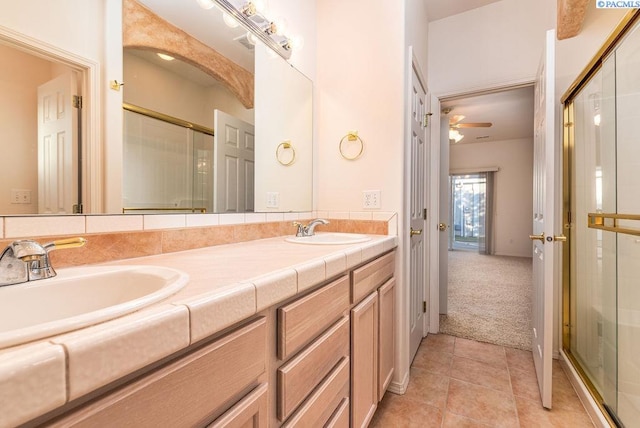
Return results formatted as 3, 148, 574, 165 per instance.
387, 370, 410, 395
559, 350, 610, 428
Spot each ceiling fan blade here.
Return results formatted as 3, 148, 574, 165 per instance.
449, 114, 465, 125
454, 122, 493, 128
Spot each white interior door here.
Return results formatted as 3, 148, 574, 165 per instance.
531, 29, 556, 410
409, 60, 428, 361
214, 110, 255, 213
37, 72, 78, 214
438, 112, 450, 314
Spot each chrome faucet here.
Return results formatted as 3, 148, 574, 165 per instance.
293, 219, 330, 237
0, 237, 87, 287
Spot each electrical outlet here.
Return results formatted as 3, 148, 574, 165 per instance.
266, 192, 280, 208
11, 189, 31, 204
362, 190, 381, 209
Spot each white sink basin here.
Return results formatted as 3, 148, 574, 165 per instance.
285, 233, 372, 245
0, 265, 188, 349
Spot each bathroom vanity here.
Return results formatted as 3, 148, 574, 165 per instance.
1, 234, 396, 427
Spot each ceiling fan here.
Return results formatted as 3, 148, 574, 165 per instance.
446, 113, 492, 143
449, 114, 492, 129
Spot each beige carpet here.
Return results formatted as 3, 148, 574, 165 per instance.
439, 250, 532, 350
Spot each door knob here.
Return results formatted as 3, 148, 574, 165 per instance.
529, 233, 545, 241
410, 227, 423, 237
438, 223, 447, 231
553, 235, 567, 242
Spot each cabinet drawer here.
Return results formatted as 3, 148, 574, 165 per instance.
282, 357, 350, 428
277, 316, 350, 421
208, 383, 268, 428
51, 318, 267, 428
278, 274, 350, 360
325, 397, 350, 428
351, 251, 395, 303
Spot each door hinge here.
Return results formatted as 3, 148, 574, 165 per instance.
423, 112, 433, 128
73, 95, 82, 109
423, 301, 427, 313
73, 203, 83, 214
423, 208, 427, 220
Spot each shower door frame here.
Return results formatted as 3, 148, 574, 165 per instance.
561, 9, 640, 427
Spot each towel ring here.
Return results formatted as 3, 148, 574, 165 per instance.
276, 141, 296, 166
339, 131, 364, 160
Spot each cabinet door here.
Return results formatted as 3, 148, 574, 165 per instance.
208, 383, 268, 428
49, 318, 266, 428
378, 278, 395, 400
351, 291, 378, 428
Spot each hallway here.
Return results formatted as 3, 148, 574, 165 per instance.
371, 334, 593, 427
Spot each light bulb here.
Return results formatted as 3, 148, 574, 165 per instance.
290, 35, 304, 51
253, 0, 268, 15
157, 53, 175, 61
222, 12, 240, 28
195, 0, 215, 9
246, 32, 258, 46
273, 16, 288, 36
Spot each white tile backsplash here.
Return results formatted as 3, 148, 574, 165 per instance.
185, 214, 219, 227
0, 211, 397, 239
86, 215, 143, 233
143, 214, 186, 230
218, 213, 246, 225
245, 213, 267, 224
349, 211, 373, 220
4, 216, 85, 239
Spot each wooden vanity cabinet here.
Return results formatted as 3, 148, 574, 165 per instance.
48, 318, 267, 428
276, 275, 351, 426
350, 251, 396, 428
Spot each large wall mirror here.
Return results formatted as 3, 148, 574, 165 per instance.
0, 0, 312, 216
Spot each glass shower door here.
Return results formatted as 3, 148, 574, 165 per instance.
570, 54, 618, 418
569, 21, 640, 426
613, 22, 640, 425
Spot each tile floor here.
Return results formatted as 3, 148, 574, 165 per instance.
370, 334, 595, 427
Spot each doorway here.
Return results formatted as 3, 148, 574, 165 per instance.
437, 86, 535, 349
0, 30, 96, 214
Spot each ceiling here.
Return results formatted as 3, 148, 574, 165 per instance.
425, 0, 503, 22
441, 86, 535, 144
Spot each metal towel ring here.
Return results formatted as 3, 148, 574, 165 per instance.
276, 141, 296, 166
339, 131, 364, 160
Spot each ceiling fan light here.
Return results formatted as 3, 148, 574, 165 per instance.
449, 129, 464, 143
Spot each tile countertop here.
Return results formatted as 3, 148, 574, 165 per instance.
0, 234, 397, 428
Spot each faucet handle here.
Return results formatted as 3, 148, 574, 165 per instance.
292, 222, 306, 237
10, 240, 46, 261
44, 237, 88, 251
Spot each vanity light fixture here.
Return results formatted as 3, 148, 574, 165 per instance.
212, 0, 293, 60
157, 53, 175, 61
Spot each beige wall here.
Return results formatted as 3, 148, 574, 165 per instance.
450, 138, 534, 258
428, 0, 555, 96
0, 45, 50, 214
